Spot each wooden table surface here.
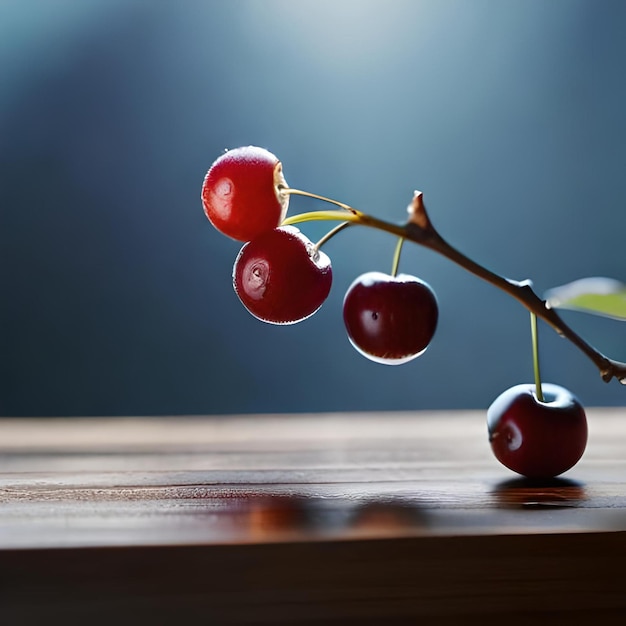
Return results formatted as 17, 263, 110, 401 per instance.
1, 409, 625, 624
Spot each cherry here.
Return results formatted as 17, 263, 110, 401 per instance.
201, 146, 289, 242
487, 383, 588, 479
233, 226, 332, 325
343, 271, 438, 364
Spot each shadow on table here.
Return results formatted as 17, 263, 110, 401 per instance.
491, 476, 586, 508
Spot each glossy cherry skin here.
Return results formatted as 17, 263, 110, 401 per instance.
233, 226, 332, 324
487, 383, 587, 479
343, 271, 438, 364
202, 146, 288, 242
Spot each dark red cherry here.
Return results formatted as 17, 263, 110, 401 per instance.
487, 383, 588, 479
233, 226, 332, 324
202, 146, 288, 242
343, 271, 438, 364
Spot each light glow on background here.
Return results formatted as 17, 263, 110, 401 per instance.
1, 0, 626, 417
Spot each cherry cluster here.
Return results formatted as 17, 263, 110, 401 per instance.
202, 146, 597, 479
202, 146, 438, 364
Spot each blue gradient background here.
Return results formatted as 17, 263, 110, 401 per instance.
1, 0, 625, 417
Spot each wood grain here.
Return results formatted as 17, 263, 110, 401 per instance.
0, 410, 625, 624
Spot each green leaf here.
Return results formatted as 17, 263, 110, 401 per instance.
544, 277, 626, 320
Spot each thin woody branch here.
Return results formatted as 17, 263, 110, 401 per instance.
334, 193, 626, 386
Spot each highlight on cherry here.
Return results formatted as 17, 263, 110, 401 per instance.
202, 145, 626, 479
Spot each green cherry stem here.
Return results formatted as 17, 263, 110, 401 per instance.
282, 190, 626, 385
280, 187, 356, 212
530, 312, 544, 402
313, 221, 352, 252
391, 237, 405, 277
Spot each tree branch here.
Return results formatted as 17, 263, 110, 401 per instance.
286, 191, 626, 386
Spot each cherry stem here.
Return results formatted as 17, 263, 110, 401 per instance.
282, 191, 626, 386
313, 221, 352, 252
530, 312, 544, 402
391, 237, 405, 277
280, 187, 355, 212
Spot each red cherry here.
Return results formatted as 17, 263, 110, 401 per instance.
487, 383, 588, 479
233, 226, 332, 325
343, 271, 438, 364
201, 146, 289, 242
